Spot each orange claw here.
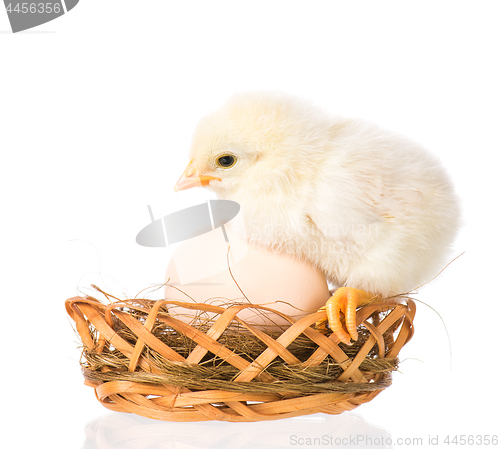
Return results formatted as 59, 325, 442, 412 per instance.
316, 287, 377, 344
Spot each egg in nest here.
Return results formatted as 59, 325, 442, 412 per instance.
164, 231, 330, 328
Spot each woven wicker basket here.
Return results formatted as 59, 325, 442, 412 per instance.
66, 293, 415, 422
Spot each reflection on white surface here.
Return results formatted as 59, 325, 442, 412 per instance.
82, 412, 392, 449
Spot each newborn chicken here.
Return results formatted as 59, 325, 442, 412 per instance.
174, 92, 460, 344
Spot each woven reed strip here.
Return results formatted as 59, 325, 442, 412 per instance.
66, 295, 415, 422
95, 380, 371, 421
82, 367, 393, 394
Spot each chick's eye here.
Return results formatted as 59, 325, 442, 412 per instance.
216, 154, 237, 168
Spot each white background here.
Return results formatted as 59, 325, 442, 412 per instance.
1, 1, 499, 448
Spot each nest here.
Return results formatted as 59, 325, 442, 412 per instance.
65, 291, 415, 422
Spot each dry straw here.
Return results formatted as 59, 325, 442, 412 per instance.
65, 288, 415, 422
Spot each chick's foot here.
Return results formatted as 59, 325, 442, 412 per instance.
316, 287, 377, 344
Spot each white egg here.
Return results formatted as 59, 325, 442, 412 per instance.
164, 230, 331, 328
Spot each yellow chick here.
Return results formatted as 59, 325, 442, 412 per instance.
174, 92, 460, 344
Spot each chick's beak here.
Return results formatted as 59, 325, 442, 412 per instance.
174, 160, 221, 192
